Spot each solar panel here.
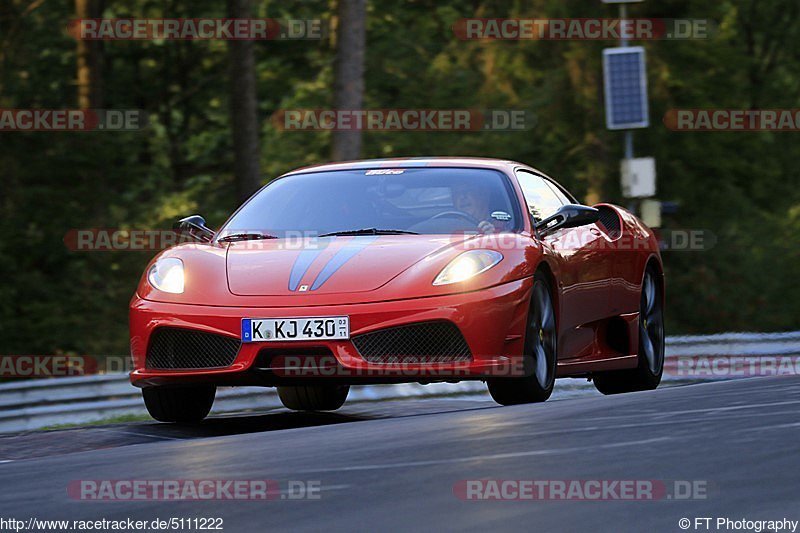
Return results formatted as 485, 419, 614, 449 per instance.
603, 46, 649, 130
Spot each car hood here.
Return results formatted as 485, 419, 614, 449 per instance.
226, 235, 468, 296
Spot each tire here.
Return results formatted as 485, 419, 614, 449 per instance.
142, 385, 216, 423
487, 271, 557, 405
593, 266, 664, 395
277, 385, 349, 411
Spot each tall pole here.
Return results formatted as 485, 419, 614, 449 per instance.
227, 0, 262, 202
332, 0, 367, 161
620, 3, 634, 160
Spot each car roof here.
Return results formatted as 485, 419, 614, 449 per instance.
281, 157, 547, 177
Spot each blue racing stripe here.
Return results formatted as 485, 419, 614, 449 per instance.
288, 239, 329, 291
309, 236, 379, 291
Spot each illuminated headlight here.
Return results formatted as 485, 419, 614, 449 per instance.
433, 250, 503, 286
147, 257, 184, 294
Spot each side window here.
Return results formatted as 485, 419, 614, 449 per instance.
544, 179, 573, 205
515, 171, 565, 222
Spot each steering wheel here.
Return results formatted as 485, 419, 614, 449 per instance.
428, 210, 480, 225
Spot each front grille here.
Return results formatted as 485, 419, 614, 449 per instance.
352, 322, 472, 364
146, 327, 241, 369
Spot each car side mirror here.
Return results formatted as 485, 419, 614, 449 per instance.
174, 214, 215, 242
535, 204, 600, 238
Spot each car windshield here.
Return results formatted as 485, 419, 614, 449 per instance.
219, 167, 521, 238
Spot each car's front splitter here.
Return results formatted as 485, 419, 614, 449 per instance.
129, 278, 534, 387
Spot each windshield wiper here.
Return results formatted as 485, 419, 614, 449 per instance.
318, 228, 419, 237
218, 232, 279, 242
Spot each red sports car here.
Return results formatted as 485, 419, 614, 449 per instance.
130, 157, 664, 422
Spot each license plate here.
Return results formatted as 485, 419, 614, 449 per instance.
241, 317, 349, 343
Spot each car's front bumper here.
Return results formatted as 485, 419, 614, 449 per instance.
129, 278, 533, 387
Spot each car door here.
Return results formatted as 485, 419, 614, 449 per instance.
515, 170, 613, 359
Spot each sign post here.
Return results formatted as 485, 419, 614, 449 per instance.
601, 0, 657, 221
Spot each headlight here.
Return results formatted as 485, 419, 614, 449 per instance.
147, 257, 184, 294
433, 250, 503, 286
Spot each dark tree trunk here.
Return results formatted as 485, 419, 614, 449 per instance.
332, 0, 366, 161
75, 0, 103, 108
227, 0, 262, 202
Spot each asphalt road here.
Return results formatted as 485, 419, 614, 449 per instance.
1, 376, 799, 532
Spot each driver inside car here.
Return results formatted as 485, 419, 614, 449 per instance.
452, 182, 509, 233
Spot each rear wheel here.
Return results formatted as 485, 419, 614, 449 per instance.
142, 385, 215, 423
593, 266, 664, 394
277, 385, 349, 411
487, 271, 557, 405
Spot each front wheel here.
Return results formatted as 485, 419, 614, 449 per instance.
142, 385, 216, 423
487, 271, 557, 405
593, 266, 664, 395
277, 385, 349, 411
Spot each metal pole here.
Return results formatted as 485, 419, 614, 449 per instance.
620, 3, 635, 212
620, 3, 633, 161
624, 131, 633, 159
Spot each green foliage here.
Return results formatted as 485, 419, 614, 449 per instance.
0, 0, 798, 355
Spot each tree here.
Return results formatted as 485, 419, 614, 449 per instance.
227, 0, 262, 201
331, 0, 366, 161
75, 0, 103, 108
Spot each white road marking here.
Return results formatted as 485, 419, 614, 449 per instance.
290, 437, 670, 474
650, 399, 800, 416
94, 427, 184, 441
736, 421, 800, 433
278, 484, 350, 497
466, 409, 800, 441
